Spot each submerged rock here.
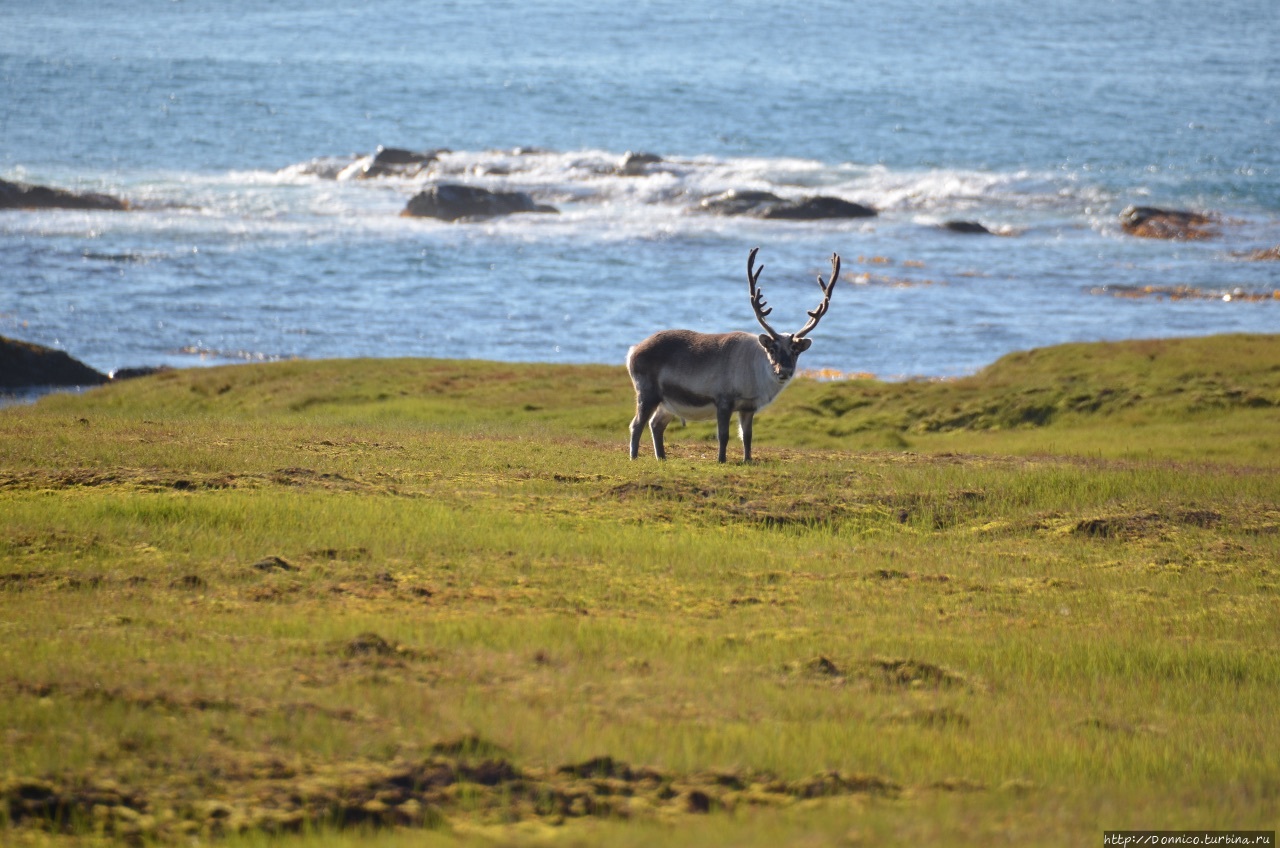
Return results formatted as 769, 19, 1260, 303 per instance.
1239, 246, 1280, 261
698, 189, 876, 220
110, 365, 175, 381
0, 335, 110, 390
942, 220, 993, 235
281, 156, 358, 179
697, 189, 785, 216
616, 151, 663, 176
760, 195, 878, 220
0, 178, 129, 211
355, 146, 443, 179
401, 184, 558, 221
1120, 205, 1216, 240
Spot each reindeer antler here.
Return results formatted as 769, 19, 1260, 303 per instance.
747, 247, 781, 340
795, 253, 840, 339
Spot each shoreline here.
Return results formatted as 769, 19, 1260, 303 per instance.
6, 329, 1280, 407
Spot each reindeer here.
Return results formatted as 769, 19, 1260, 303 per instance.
627, 248, 840, 462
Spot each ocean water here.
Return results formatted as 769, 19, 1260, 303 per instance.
2, 0, 1277, 380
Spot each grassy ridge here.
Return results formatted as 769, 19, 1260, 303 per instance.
1, 334, 1278, 845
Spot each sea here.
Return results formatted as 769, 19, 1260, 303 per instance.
2, 0, 1277, 381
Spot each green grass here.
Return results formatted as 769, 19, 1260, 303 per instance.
1, 333, 1278, 845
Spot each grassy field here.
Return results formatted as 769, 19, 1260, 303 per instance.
1, 333, 1278, 846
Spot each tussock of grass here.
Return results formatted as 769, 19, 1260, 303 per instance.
1, 334, 1278, 845
778, 333, 1280, 462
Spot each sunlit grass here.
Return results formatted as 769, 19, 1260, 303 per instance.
1, 334, 1278, 844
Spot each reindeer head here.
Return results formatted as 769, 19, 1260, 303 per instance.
748, 247, 840, 383
755, 333, 812, 383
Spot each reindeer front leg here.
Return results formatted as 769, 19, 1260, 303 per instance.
715, 403, 733, 463
739, 410, 755, 463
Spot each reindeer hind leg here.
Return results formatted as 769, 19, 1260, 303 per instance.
630, 390, 662, 460
649, 406, 674, 460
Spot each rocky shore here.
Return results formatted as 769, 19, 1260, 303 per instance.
3, 153, 1243, 245
0, 336, 109, 390
0, 178, 129, 211
0, 335, 168, 393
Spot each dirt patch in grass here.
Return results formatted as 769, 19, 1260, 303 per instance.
803, 656, 844, 678
304, 547, 369, 562
1072, 716, 1166, 736
865, 568, 952, 583
0, 466, 402, 496
169, 574, 206, 590
2, 529, 113, 558
251, 555, 299, 572
0, 468, 240, 492
0, 571, 58, 591
793, 656, 980, 692
608, 478, 886, 531
268, 467, 383, 494
608, 480, 712, 501
1072, 512, 1163, 539
867, 657, 975, 690
7, 679, 367, 724
883, 706, 971, 729
0, 571, 133, 592
1070, 507, 1234, 540
0, 747, 903, 843
725, 497, 856, 529
1175, 508, 1223, 528
428, 734, 511, 760
877, 489, 989, 530
342, 631, 399, 658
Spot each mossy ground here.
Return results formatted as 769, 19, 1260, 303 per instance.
1, 334, 1278, 845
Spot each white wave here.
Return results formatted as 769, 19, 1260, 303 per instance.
267, 147, 1099, 221
3, 147, 1116, 249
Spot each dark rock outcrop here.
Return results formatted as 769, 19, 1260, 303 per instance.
698, 189, 876, 220
698, 190, 785, 216
761, 196, 878, 220
1120, 206, 1216, 240
401, 184, 558, 221
0, 178, 129, 211
110, 365, 175, 381
355, 146, 444, 179
1, 336, 109, 390
943, 220, 993, 235
616, 151, 663, 176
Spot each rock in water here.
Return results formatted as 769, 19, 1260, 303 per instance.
1240, 246, 1280, 261
616, 151, 663, 176
943, 220, 993, 235
0, 335, 110, 390
759, 195, 878, 220
0, 178, 129, 211
356, 146, 442, 178
697, 189, 786, 216
697, 189, 876, 219
1120, 206, 1216, 240
401, 184, 558, 221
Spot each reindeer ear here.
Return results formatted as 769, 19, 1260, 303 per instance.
758, 334, 775, 350
794, 337, 813, 353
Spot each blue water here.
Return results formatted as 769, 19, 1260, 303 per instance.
2, 0, 1278, 379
